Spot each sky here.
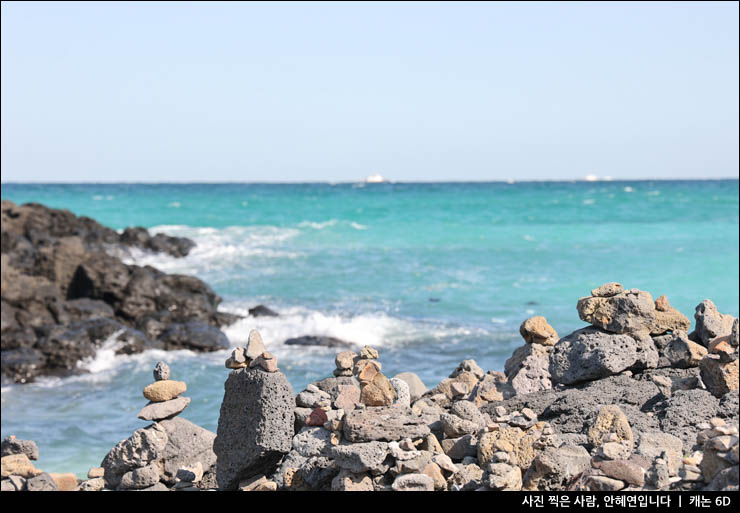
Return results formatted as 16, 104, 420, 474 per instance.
1, 1, 738, 183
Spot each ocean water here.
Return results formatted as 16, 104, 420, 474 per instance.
1, 180, 738, 478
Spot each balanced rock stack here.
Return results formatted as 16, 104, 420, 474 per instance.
504, 316, 558, 395
224, 329, 278, 373
138, 362, 191, 421
214, 329, 294, 491
99, 362, 217, 491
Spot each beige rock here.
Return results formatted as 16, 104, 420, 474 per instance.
239, 474, 277, 491
249, 351, 279, 372
519, 316, 559, 345
422, 462, 447, 490
421, 434, 444, 455
335, 351, 357, 370
700, 355, 739, 398
143, 380, 187, 402
665, 333, 708, 368
591, 282, 624, 297
478, 427, 527, 468
331, 468, 374, 491
655, 295, 671, 312
588, 405, 633, 449
450, 381, 469, 397
356, 360, 381, 383
50, 472, 78, 491
360, 373, 397, 406
577, 289, 656, 335
1, 454, 42, 478
87, 467, 104, 479
245, 330, 267, 360
359, 345, 379, 360
469, 372, 512, 406
653, 304, 691, 335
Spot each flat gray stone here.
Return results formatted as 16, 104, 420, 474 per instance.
343, 406, 430, 442
137, 396, 191, 421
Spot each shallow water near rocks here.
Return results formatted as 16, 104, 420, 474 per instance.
1, 181, 738, 478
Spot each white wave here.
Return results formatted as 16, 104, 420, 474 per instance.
219, 302, 488, 359
77, 329, 126, 374
583, 199, 596, 205
119, 225, 302, 274
350, 222, 368, 230
168, 201, 182, 208
298, 219, 338, 230
623, 187, 634, 192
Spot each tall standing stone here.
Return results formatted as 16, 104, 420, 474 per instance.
213, 367, 294, 490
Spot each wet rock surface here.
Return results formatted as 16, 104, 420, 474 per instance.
1, 201, 238, 384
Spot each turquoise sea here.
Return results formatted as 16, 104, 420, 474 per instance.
1, 180, 738, 477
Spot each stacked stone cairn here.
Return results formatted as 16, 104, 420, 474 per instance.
214, 329, 294, 491
254, 283, 737, 492
4, 283, 738, 491
91, 361, 217, 491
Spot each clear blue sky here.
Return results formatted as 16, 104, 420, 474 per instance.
1, 1, 738, 182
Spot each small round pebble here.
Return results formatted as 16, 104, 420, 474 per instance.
153, 362, 170, 381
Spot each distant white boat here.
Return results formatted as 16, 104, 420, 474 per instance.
365, 174, 387, 183
583, 174, 599, 182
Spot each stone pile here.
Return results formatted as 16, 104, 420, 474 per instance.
504, 316, 558, 395
214, 330, 294, 491
1, 435, 80, 491
224, 329, 279, 373
92, 362, 217, 491
5, 283, 739, 492
138, 362, 191, 421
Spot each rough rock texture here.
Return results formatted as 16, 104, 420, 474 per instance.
505, 342, 552, 395
523, 445, 591, 491
158, 417, 217, 485
343, 407, 431, 442
1, 436, 39, 461
1, 200, 238, 384
550, 327, 658, 385
577, 289, 657, 335
692, 300, 736, 347
101, 423, 169, 489
214, 367, 294, 490
519, 316, 559, 346
700, 355, 739, 398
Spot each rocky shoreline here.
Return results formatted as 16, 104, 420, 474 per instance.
2, 279, 738, 491
1, 200, 241, 384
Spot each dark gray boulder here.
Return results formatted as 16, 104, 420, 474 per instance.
213, 367, 294, 490
248, 305, 279, 317
24, 472, 58, 491
158, 417, 217, 485
1, 436, 39, 460
157, 322, 230, 351
284, 335, 357, 349
549, 327, 658, 385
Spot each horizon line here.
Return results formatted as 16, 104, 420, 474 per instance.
2, 177, 739, 185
